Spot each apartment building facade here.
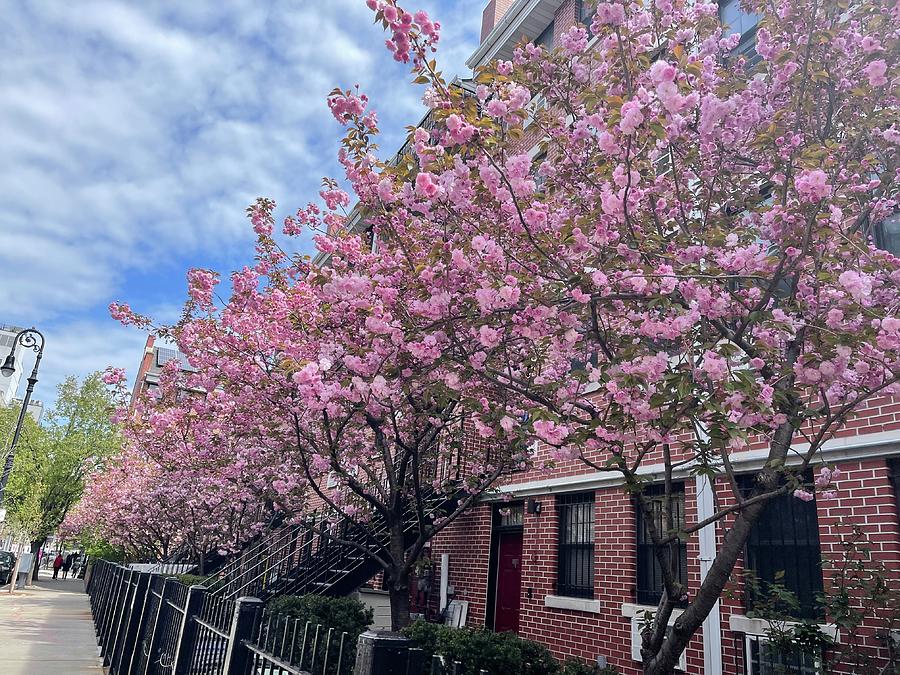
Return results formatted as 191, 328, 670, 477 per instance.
130, 335, 198, 406
419, 2, 900, 674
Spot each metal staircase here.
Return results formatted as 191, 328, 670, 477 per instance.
212, 489, 456, 601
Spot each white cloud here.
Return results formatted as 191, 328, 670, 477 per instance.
1, 0, 482, 401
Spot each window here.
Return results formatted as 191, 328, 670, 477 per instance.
636, 484, 688, 606
874, 212, 900, 257
889, 458, 900, 517
531, 150, 547, 191
557, 493, 595, 598
745, 635, 820, 675
535, 21, 554, 51
743, 478, 824, 620
498, 504, 524, 528
577, 0, 597, 40
718, 0, 760, 64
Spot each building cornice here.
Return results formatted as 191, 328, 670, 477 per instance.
466, 0, 564, 70
482, 429, 900, 500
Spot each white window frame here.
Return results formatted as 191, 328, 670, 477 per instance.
744, 634, 822, 675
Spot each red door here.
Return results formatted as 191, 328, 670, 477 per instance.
493, 531, 523, 633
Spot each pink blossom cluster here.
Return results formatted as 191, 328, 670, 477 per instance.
366, 0, 439, 65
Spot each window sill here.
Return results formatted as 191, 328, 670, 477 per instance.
728, 614, 840, 642
544, 595, 602, 614
621, 602, 685, 620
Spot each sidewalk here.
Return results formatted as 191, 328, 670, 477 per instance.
0, 577, 103, 674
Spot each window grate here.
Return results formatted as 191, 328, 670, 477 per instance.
557, 493, 595, 598
745, 635, 820, 675
742, 476, 824, 620
635, 484, 688, 606
889, 458, 900, 519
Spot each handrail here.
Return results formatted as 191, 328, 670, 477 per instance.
219, 484, 458, 601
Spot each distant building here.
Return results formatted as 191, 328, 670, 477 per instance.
11, 398, 43, 424
130, 335, 197, 407
0, 324, 26, 406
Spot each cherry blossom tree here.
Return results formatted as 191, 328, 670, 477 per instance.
151, 209, 526, 627
67, 364, 286, 572
319, 0, 898, 671
91, 0, 896, 665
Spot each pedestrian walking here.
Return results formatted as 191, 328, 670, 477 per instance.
52, 553, 64, 579
62, 553, 73, 579
70, 553, 81, 579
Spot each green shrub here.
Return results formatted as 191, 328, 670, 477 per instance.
266, 594, 374, 674
267, 594, 373, 634
560, 658, 621, 675
402, 620, 557, 675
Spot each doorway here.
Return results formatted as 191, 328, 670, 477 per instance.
486, 504, 524, 634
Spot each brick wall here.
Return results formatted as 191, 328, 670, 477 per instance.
433, 455, 900, 673
430, 504, 493, 626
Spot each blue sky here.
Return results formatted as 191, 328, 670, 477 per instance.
0, 0, 484, 408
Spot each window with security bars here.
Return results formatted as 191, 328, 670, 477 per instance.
557, 493, 595, 598
890, 458, 900, 518
745, 635, 820, 675
636, 484, 688, 606
742, 476, 824, 620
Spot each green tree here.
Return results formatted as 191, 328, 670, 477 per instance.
3, 373, 120, 579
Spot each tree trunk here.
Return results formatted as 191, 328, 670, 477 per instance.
29, 539, 44, 583
643, 423, 797, 674
387, 521, 412, 631
388, 571, 412, 631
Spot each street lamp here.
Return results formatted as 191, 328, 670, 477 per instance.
0, 328, 45, 508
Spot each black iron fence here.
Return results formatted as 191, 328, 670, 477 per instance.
87, 560, 502, 675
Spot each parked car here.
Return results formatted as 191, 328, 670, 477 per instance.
0, 551, 16, 585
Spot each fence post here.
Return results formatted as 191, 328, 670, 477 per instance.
114, 570, 151, 675
172, 585, 206, 675
354, 631, 413, 675
109, 568, 138, 671
222, 596, 263, 675
100, 566, 127, 660
142, 578, 173, 675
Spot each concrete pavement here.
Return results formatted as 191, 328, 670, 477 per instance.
0, 576, 103, 674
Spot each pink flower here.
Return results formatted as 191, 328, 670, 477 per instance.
619, 100, 644, 134
478, 324, 501, 348
860, 36, 882, 53
187, 268, 219, 308
649, 60, 677, 85
446, 114, 475, 143
561, 26, 588, 54
594, 2, 626, 25
794, 169, 832, 203
415, 172, 441, 198
793, 489, 814, 502
102, 367, 127, 385
864, 59, 888, 87
838, 270, 872, 303
319, 189, 350, 211
533, 419, 570, 445
486, 99, 508, 118
700, 351, 729, 382
571, 288, 591, 304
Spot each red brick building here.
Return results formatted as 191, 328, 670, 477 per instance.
418, 2, 900, 674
